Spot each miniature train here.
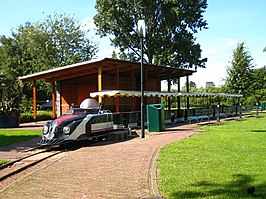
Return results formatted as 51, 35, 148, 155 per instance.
38, 98, 115, 146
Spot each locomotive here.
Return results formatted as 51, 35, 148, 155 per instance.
38, 98, 114, 146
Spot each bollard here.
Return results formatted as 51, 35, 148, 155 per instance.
256, 102, 259, 117
239, 103, 242, 119
217, 104, 220, 122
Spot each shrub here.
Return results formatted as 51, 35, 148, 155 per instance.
20, 111, 53, 123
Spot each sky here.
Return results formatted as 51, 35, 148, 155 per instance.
0, 0, 265, 88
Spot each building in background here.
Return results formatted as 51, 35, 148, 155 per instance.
206, 82, 215, 88
20, 58, 194, 118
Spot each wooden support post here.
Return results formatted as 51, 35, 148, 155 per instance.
167, 75, 171, 110
185, 75, 189, 120
144, 70, 147, 104
177, 77, 181, 118
51, 82, 56, 118
157, 71, 161, 103
116, 68, 120, 112
33, 80, 37, 120
98, 65, 102, 103
131, 69, 135, 111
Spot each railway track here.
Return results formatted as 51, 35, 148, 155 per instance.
0, 146, 67, 182
0, 136, 118, 191
0, 140, 95, 190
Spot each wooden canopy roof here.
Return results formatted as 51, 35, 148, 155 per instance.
19, 58, 195, 82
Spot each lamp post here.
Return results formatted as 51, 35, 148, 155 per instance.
138, 19, 146, 138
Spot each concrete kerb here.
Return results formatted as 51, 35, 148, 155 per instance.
147, 130, 201, 199
148, 146, 162, 199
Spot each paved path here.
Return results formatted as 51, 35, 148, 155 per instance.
0, 137, 40, 159
0, 124, 201, 198
0, 121, 44, 159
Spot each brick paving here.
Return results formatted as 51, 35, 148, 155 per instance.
0, 124, 201, 199
0, 137, 40, 160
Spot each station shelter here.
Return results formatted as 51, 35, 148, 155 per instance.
19, 58, 195, 120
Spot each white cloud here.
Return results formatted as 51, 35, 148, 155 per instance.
80, 16, 96, 31
79, 16, 115, 59
97, 48, 115, 58
188, 38, 239, 87
226, 39, 237, 47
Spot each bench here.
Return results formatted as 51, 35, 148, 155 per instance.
188, 108, 212, 124
108, 130, 129, 141
241, 106, 253, 115
216, 112, 226, 118
188, 115, 210, 124
222, 106, 236, 118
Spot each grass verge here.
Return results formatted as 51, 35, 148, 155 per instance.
158, 116, 266, 198
0, 129, 42, 148
0, 160, 9, 165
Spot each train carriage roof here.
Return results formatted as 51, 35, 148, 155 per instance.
90, 90, 243, 98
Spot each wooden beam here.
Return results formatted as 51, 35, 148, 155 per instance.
185, 75, 189, 120
177, 77, 181, 118
157, 70, 161, 103
33, 80, 37, 120
51, 82, 56, 118
145, 70, 148, 90
131, 69, 135, 111
167, 74, 171, 110
116, 68, 120, 112
45, 69, 97, 82
98, 65, 102, 103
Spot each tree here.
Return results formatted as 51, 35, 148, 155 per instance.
41, 14, 98, 67
0, 13, 98, 105
0, 48, 22, 116
94, 0, 208, 70
181, 81, 197, 92
1, 14, 98, 77
224, 42, 254, 97
247, 66, 266, 105
250, 67, 266, 92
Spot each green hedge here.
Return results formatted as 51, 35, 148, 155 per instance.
20, 111, 53, 123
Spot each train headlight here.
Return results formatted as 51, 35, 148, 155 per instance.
43, 125, 49, 135
63, 126, 71, 134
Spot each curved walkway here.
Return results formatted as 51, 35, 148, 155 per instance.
0, 124, 201, 198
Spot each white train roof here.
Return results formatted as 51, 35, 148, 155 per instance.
90, 90, 243, 98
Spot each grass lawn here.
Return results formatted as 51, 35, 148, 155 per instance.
0, 129, 42, 148
0, 159, 9, 165
158, 116, 266, 198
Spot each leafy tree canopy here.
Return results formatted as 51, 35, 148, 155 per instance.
0, 13, 99, 112
94, 0, 208, 70
248, 66, 266, 103
181, 81, 197, 92
0, 13, 98, 77
0, 59, 22, 115
224, 42, 254, 97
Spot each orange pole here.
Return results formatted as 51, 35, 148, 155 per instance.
51, 82, 56, 118
33, 80, 37, 120
98, 65, 102, 103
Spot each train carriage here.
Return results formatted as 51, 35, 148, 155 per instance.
38, 98, 114, 146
